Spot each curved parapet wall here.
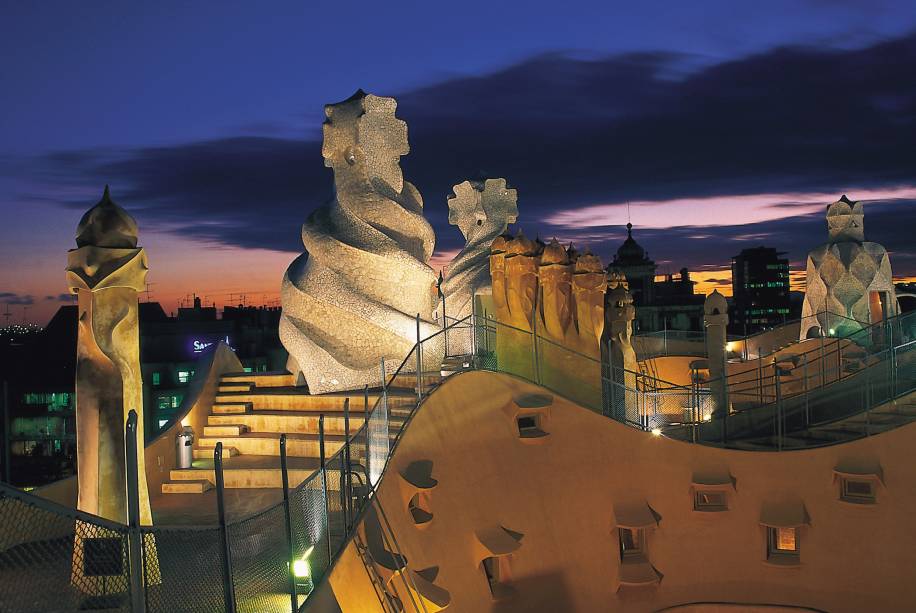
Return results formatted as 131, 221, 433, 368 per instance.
281, 91, 439, 393
329, 370, 916, 612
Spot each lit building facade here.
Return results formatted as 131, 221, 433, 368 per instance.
731, 246, 791, 333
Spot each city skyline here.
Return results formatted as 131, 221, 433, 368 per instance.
3, 2, 916, 324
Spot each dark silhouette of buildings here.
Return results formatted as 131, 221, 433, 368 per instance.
610, 224, 704, 332
731, 246, 791, 333
0, 299, 285, 486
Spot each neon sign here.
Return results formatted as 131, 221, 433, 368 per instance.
192, 335, 232, 353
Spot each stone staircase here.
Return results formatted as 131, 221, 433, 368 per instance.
161, 371, 421, 495
726, 392, 916, 450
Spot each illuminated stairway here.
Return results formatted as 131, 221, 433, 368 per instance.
161, 371, 419, 494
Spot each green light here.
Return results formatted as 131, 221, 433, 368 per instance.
291, 545, 315, 579
292, 559, 309, 578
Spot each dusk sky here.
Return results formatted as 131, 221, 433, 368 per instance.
3, 1, 916, 325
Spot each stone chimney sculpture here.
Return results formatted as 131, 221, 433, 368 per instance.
489, 234, 607, 406
440, 179, 518, 322
67, 187, 157, 594
603, 284, 637, 420
704, 290, 729, 417
67, 186, 153, 526
280, 91, 440, 393
605, 284, 637, 375
800, 196, 897, 340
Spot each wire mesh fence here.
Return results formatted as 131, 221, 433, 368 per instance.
0, 482, 134, 613
142, 525, 226, 613
228, 503, 290, 613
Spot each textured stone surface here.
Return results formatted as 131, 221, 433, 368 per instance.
67, 186, 153, 526
280, 91, 440, 393
68, 187, 156, 590
489, 233, 607, 406
440, 179, 517, 322
800, 196, 897, 339
605, 285, 637, 374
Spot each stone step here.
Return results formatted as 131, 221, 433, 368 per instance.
168, 466, 323, 489
213, 390, 413, 412
220, 371, 297, 388
193, 446, 239, 460
218, 383, 252, 393
162, 480, 212, 494
202, 424, 248, 437
212, 402, 252, 415
388, 372, 442, 391
197, 432, 345, 458
207, 410, 370, 436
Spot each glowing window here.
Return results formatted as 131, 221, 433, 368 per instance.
152, 372, 160, 386
767, 527, 799, 563
178, 370, 191, 384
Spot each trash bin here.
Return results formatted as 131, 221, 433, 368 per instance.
176, 427, 194, 469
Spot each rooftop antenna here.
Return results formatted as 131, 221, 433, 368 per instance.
627, 200, 631, 225
143, 282, 156, 302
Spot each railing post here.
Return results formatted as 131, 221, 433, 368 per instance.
2, 380, 10, 484
215, 442, 238, 613
608, 340, 616, 420
532, 292, 541, 385
342, 398, 351, 530
319, 414, 333, 566
802, 353, 809, 427
891, 344, 898, 401
125, 410, 146, 613
865, 356, 872, 434
663, 318, 668, 357
279, 434, 298, 612
441, 292, 448, 357
774, 365, 783, 451
471, 297, 477, 358
363, 385, 370, 473
757, 356, 763, 406
415, 313, 423, 403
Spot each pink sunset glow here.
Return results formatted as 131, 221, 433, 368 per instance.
544, 186, 916, 229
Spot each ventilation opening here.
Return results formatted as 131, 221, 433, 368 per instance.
840, 478, 876, 504
694, 490, 728, 512
408, 493, 433, 525
618, 528, 646, 563
481, 556, 514, 600
517, 414, 547, 438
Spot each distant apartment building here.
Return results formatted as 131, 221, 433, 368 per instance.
731, 246, 791, 333
0, 298, 285, 486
